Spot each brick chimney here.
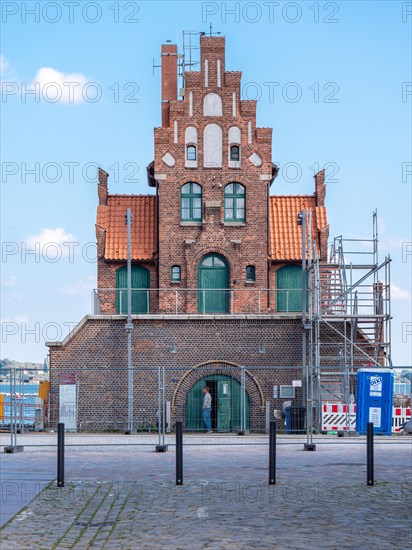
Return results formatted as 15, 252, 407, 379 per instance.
98, 167, 109, 205
161, 43, 178, 128
314, 169, 326, 207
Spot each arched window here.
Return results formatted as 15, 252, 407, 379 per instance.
186, 145, 197, 161
185, 127, 198, 167
171, 265, 181, 282
246, 265, 256, 282
230, 145, 240, 161
224, 183, 245, 222
181, 182, 202, 221
228, 127, 241, 167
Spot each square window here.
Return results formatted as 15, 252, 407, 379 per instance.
280, 385, 295, 398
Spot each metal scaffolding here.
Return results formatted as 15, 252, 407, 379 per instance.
304, 211, 392, 431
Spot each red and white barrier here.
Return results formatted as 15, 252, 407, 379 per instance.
322, 403, 357, 431
322, 403, 411, 433
392, 407, 411, 432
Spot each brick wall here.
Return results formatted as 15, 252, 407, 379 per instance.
48, 316, 365, 431
154, 36, 272, 312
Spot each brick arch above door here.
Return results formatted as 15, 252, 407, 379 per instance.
171, 361, 265, 411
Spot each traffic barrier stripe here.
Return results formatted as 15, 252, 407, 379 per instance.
322, 403, 411, 433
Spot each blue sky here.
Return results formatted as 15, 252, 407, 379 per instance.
1, 1, 411, 366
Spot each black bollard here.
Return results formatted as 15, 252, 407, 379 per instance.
367, 422, 374, 486
176, 421, 183, 486
269, 420, 276, 485
57, 423, 65, 488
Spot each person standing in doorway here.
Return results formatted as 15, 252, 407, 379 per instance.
202, 387, 212, 433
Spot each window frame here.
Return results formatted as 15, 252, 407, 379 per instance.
230, 145, 240, 162
224, 182, 246, 222
246, 265, 256, 282
180, 182, 202, 222
280, 385, 295, 398
171, 265, 181, 282
186, 145, 197, 161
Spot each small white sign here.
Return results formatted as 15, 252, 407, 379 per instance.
370, 376, 382, 397
292, 380, 302, 387
273, 385, 278, 398
369, 407, 382, 428
222, 383, 228, 395
59, 384, 77, 431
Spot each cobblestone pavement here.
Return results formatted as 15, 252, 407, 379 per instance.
1, 439, 411, 549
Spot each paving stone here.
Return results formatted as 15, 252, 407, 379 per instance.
1, 439, 411, 549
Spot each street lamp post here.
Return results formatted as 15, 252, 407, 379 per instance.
125, 208, 134, 434
298, 210, 316, 451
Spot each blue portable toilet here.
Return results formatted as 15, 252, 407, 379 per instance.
356, 368, 394, 435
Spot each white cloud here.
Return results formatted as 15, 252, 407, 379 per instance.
1, 275, 16, 287
32, 67, 92, 103
391, 284, 411, 300
25, 227, 77, 256
60, 275, 96, 296
0, 54, 9, 73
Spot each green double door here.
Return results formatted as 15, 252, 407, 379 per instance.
276, 265, 307, 312
198, 254, 229, 313
116, 265, 150, 314
185, 375, 250, 432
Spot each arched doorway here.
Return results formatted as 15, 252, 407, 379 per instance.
198, 254, 229, 313
116, 265, 150, 314
185, 374, 250, 432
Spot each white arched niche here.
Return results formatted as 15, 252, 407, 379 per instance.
203, 124, 222, 168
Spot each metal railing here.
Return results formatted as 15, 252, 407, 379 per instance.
92, 288, 309, 315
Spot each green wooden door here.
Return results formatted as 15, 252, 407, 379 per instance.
185, 378, 205, 431
185, 375, 250, 432
116, 265, 150, 314
276, 265, 303, 312
198, 254, 229, 313
231, 379, 251, 431
217, 380, 231, 432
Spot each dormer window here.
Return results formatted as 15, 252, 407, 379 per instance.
187, 145, 197, 161
230, 145, 240, 162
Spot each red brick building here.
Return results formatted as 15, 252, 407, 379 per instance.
48, 36, 337, 433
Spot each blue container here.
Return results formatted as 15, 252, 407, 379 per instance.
285, 406, 306, 434
356, 368, 394, 435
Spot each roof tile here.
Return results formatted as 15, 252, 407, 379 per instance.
96, 195, 156, 261
269, 196, 328, 260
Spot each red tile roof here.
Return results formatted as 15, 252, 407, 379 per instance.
96, 195, 156, 260
97, 193, 327, 263
269, 196, 328, 260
